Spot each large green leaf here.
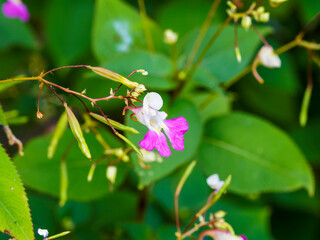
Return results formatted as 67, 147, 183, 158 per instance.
14, 128, 127, 201
126, 99, 202, 188
0, 145, 34, 240
0, 14, 35, 50
180, 26, 272, 83
198, 112, 314, 195
92, 0, 164, 62
45, 0, 94, 65
102, 50, 176, 90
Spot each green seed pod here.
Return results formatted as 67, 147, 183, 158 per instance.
64, 104, 91, 159
88, 66, 140, 89
59, 159, 68, 207
47, 112, 68, 159
90, 112, 139, 134
116, 132, 142, 158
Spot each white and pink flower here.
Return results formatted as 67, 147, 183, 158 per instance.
199, 229, 247, 240
2, 0, 29, 22
125, 92, 188, 157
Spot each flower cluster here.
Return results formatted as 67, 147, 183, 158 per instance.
124, 92, 189, 157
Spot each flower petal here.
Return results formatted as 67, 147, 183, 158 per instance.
2, 0, 30, 22
164, 117, 188, 151
143, 92, 163, 110
139, 130, 171, 157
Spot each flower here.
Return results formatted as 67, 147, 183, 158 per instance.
258, 45, 281, 68
2, 0, 29, 22
206, 174, 224, 193
37, 228, 49, 239
124, 92, 188, 157
199, 229, 245, 240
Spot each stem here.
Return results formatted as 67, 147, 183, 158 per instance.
184, 0, 222, 69
0, 76, 38, 83
296, 13, 320, 41
42, 81, 66, 105
137, 0, 154, 52
42, 65, 89, 76
275, 39, 297, 55
175, 161, 197, 236
251, 24, 269, 46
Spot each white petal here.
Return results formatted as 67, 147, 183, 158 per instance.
206, 174, 224, 191
258, 46, 281, 68
143, 92, 163, 110
37, 228, 49, 238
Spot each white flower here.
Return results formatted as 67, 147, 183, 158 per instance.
206, 174, 224, 192
37, 228, 49, 239
258, 45, 281, 68
106, 166, 117, 184
164, 29, 178, 45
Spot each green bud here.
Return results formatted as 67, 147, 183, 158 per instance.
89, 112, 139, 134
106, 166, 117, 184
241, 16, 252, 30
269, 0, 287, 7
64, 104, 91, 159
259, 12, 270, 22
48, 112, 68, 159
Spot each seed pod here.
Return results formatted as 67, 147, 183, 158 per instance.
116, 132, 142, 158
47, 112, 68, 159
90, 112, 139, 134
64, 104, 91, 159
88, 66, 139, 89
59, 159, 68, 207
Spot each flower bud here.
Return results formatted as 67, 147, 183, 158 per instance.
164, 29, 178, 45
64, 104, 91, 159
227, 1, 237, 11
235, 47, 242, 63
258, 45, 281, 68
259, 12, 270, 22
214, 210, 227, 219
241, 16, 252, 30
106, 166, 117, 184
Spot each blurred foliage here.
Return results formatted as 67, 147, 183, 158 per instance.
0, 0, 319, 239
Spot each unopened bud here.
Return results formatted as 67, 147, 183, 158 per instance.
122, 154, 129, 162
227, 1, 237, 11
259, 12, 270, 22
136, 69, 148, 75
37, 111, 43, 119
241, 16, 252, 30
106, 166, 117, 184
256, 6, 265, 14
235, 47, 242, 63
258, 45, 281, 68
164, 29, 178, 45
214, 210, 227, 219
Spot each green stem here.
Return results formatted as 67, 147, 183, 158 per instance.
184, 0, 222, 69
137, 0, 154, 52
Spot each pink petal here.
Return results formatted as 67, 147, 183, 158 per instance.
164, 117, 188, 151
139, 130, 171, 157
2, 0, 29, 22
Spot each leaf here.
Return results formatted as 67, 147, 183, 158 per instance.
102, 50, 176, 90
180, 26, 273, 83
126, 99, 202, 188
44, 0, 94, 65
0, 104, 7, 126
198, 112, 314, 195
0, 145, 34, 239
92, 0, 164, 62
14, 129, 127, 201
0, 14, 35, 50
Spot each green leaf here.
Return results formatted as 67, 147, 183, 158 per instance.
0, 14, 35, 50
102, 50, 176, 90
92, 0, 164, 62
180, 26, 272, 83
0, 145, 34, 240
0, 104, 7, 126
45, 0, 94, 65
126, 99, 202, 188
14, 129, 127, 201
198, 112, 314, 195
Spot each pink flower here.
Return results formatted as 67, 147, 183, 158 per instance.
199, 229, 246, 240
2, 0, 29, 22
125, 92, 188, 157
